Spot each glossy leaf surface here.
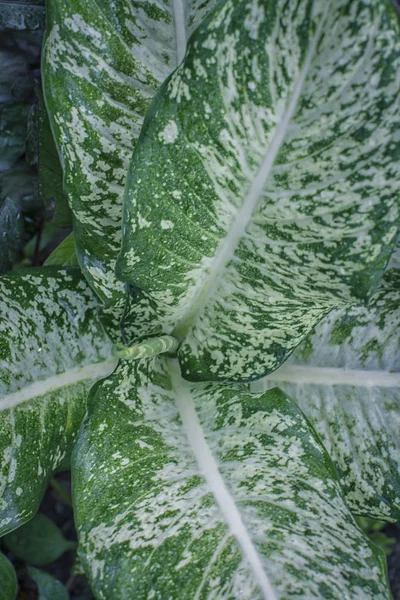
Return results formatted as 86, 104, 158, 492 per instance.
42, 0, 217, 304
73, 358, 389, 599
117, 0, 400, 382
0, 267, 116, 535
261, 244, 400, 521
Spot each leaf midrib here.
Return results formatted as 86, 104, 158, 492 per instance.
173, 6, 330, 338
169, 359, 277, 600
259, 365, 400, 388
172, 0, 187, 65
0, 359, 117, 410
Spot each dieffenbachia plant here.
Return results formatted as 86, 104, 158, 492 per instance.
258, 242, 400, 522
117, 0, 400, 382
0, 0, 399, 598
72, 357, 390, 599
42, 0, 218, 306
0, 268, 115, 535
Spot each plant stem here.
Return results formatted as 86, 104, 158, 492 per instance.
113, 335, 180, 360
50, 477, 73, 508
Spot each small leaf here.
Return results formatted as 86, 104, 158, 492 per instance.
72, 358, 390, 599
0, 1, 45, 30
4, 512, 76, 565
0, 552, 17, 600
44, 232, 78, 267
0, 268, 116, 536
28, 567, 69, 600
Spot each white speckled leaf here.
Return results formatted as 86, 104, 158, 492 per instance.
72, 357, 389, 599
117, 0, 400, 383
258, 243, 400, 521
0, 268, 116, 536
42, 0, 218, 305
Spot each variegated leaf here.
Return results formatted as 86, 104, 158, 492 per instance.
0, 268, 116, 535
117, 0, 400, 383
73, 357, 389, 599
42, 0, 218, 305
258, 243, 400, 521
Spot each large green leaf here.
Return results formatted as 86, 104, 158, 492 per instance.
73, 357, 389, 599
258, 243, 400, 521
117, 0, 400, 383
42, 0, 218, 305
0, 268, 116, 536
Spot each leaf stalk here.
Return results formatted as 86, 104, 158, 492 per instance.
113, 335, 180, 360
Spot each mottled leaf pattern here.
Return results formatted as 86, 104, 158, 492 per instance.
0, 268, 116, 535
117, 0, 400, 382
259, 244, 400, 521
42, 0, 217, 304
73, 357, 389, 599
